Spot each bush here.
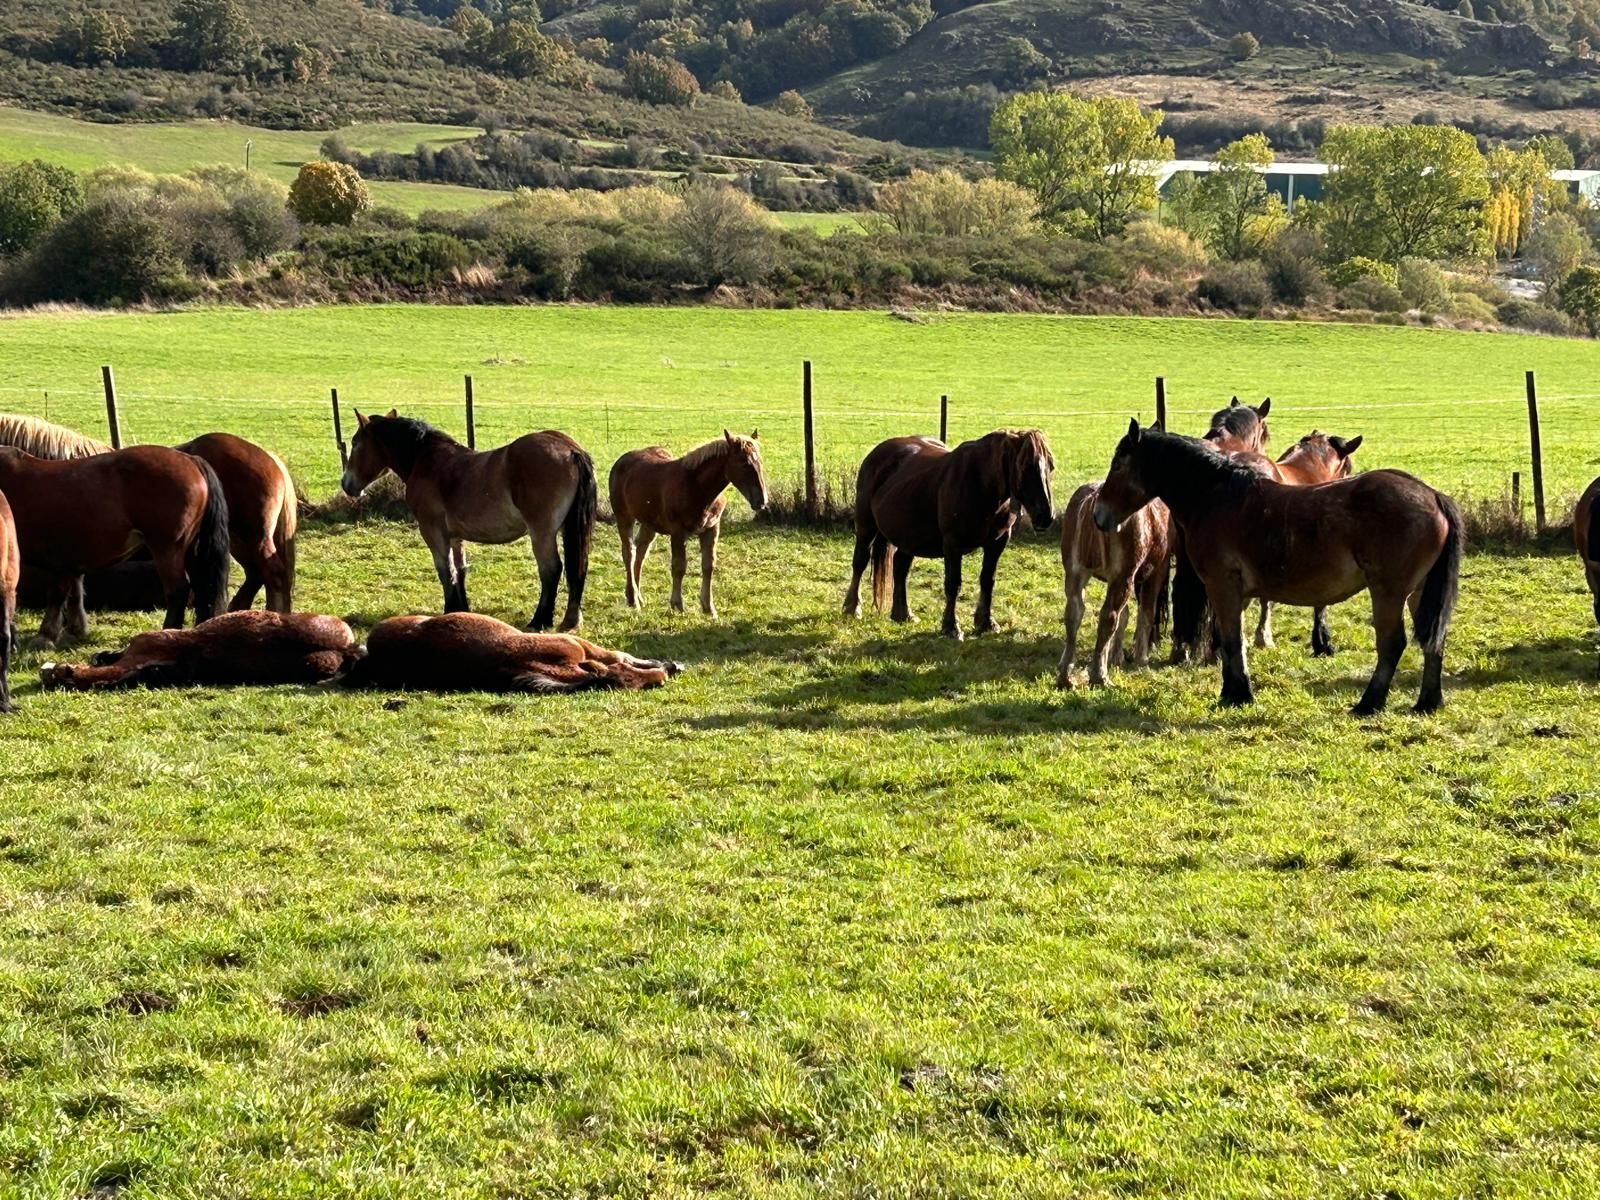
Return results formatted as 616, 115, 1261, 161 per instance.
0, 160, 85, 255
1338, 277, 1407, 312
673, 184, 777, 287
624, 52, 700, 107
1229, 32, 1261, 61
774, 90, 813, 121
4, 195, 182, 306
1532, 82, 1568, 110
1397, 257, 1450, 311
1559, 266, 1600, 334
1118, 222, 1209, 278
1196, 261, 1271, 312
1447, 292, 1498, 323
288, 161, 371, 227
709, 79, 742, 102
310, 230, 472, 289
1326, 256, 1399, 289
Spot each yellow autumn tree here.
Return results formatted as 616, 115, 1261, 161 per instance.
1485, 147, 1560, 257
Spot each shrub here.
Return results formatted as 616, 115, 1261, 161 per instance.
1196, 261, 1271, 312
1338, 277, 1407, 312
774, 90, 813, 121
0, 160, 85, 255
1559, 265, 1600, 334
1397, 256, 1451, 311
624, 52, 700, 107
228, 187, 299, 258
5, 195, 182, 306
673, 184, 777, 287
1326, 256, 1399, 289
868, 170, 1035, 239
1117, 222, 1209, 278
1447, 291, 1498, 323
1262, 247, 1326, 306
709, 79, 742, 102
57, 10, 133, 64
288, 161, 371, 226
1532, 82, 1568, 110
311, 231, 472, 290
1229, 32, 1261, 61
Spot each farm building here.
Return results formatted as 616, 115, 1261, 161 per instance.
1148, 160, 1600, 207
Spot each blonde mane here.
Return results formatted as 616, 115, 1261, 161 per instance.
682, 433, 756, 469
0, 413, 112, 460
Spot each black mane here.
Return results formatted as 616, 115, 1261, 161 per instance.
1204, 404, 1266, 445
369, 415, 459, 476
1135, 428, 1262, 508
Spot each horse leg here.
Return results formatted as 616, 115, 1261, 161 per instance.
450, 541, 470, 612
32, 575, 71, 648
617, 516, 640, 609
843, 529, 874, 617
1407, 592, 1445, 715
1211, 587, 1253, 707
1109, 605, 1131, 668
64, 575, 89, 641
231, 540, 264, 612
421, 527, 462, 614
940, 545, 963, 640
1254, 599, 1275, 650
1353, 591, 1407, 717
1311, 607, 1336, 657
971, 535, 1007, 636
528, 529, 561, 631
890, 549, 916, 623
631, 526, 657, 607
699, 526, 718, 617
149, 545, 191, 630
668, 535, 687, 613
1091, 577, 1135, 688
1055, 566, 1087, 689
1132, 574, 1155, 666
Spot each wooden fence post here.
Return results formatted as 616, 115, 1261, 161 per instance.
803, 360, 817, 516
331, 387, 347, 468
1512, 471, 1521, 516
464, 374, 476, 450
940, 394, 948, 443
1155, 376, 1167, 431
101, 365, 122, 449
1526, 370, 1546, 533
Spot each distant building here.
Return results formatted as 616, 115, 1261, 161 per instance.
1553, 168, 1600, 204
1147, 160, 1600, 208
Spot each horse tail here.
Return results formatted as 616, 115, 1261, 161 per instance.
1170, 533, 1209, 659
870, 535, 893, 612
1588, 489, 1600, 566
1149, 555, 1170, 649
562, 447, 597, 618
1413, 490, 1463, 657
272, 452, 298, 612
186, 455, 232, 624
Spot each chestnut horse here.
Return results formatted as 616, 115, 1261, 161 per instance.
0, 446, 230, 644
610, 430, 768, 616
844, 430, 1055, 640
1578, 475, 1600, 674
1203, 397, 1271, 454
1056, 484, 1171, 688
0, 416, 298, 615
0, 489, 16, 712
39, 612, 358, 691
338, 612, 681, 692
1094, 421, 1461, 714
342, 412, 595, 632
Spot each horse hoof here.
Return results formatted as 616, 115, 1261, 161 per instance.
28, 636, 57, 651
941, 625, 963, 641
1055, 672, 1075, 691
972, 620, 998, 637
890, 612, 914, 624
1412, 695, 1443, 715
1219, 692, 1253, 708
1088, 675, 1109, 689
1312, 645, 1337, 658
665, 661, 687, 677
1350, 701, 1384, 718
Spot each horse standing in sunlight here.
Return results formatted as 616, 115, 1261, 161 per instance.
844, 430, 1054, 640
1094, 420, 1461, 714
1578, 475, 1600, 674
341, 411, 596, 631
609, 431, 768, 617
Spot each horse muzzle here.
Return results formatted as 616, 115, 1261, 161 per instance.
340, 472, 363, 498
745, 487, 769, 513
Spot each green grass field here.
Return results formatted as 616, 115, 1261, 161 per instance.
1, 308, 1599, 1197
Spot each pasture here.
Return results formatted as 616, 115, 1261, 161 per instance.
0, 307, 1598, 1197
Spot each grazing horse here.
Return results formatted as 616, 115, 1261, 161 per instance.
1056, 483, 1171, 688
0, 490, 16, 713
341, 411, 596, 632
1578, 475, 1600, 674
39, 612, 358, 691
844, 430, 1055, 640
0, 416, 298, 615
1094, 421, 1461, 714
610, 430, 769, 616
338, 612, 682, 692
0, 446, 230, 644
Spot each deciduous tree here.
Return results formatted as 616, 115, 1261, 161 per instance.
287, 161, 371, 227
1319, 124, 1489, 262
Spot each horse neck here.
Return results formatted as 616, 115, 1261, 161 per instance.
1140, 436, 1242, 519
387, 429, 460, 481
684, 444, 735, 507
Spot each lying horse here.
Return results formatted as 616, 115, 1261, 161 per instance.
0, 489, 16, 712
339, 613, 681, 692
0, 445, 230, 644
1578, 475, 1600, 674
1056, 483, 1171, 688
844, 430, 1055, 639
1094, 420, 1461, 714
342, 411, 595, 632
609, 430, 768, 616
39, 612, 359, 691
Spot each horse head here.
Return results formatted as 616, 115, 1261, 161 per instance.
1003, 430, 1054, 531
1282, 431, 1363, 480
341, 408, 402, 497
723, 428, 768, 512
1204, 396, 1270, 453
1094, 418, 1152, 533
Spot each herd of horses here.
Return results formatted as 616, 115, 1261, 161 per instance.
0, 395, 1596, 717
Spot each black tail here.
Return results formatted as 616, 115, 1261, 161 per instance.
1171, 533, 1209, 659
1588, 490, 1600, 566
186, 455, 231, 623
1413, 491, 1463, 656
0, 593, 14, 713
562, 448, 597, 622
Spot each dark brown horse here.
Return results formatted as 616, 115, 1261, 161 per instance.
1094, 421, 1461, 714
341, 412, 596, 632
609, 431, 768, 616
1056, 484, 1171, 688
1203, 397, 1271, 454
338, 612, 682, 692
844, 430, 1055, 639
0, 489, 16, 713
177, 433, 298, 613
40, 611, 358, 691
1578, 475, 1600, 674
0, 446, 230, 644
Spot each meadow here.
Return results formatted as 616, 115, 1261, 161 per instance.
0, 307, 1598, 1197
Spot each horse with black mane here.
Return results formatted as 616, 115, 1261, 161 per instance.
1094, 420, 1461, 714
341, 411, 596, 632
844, 430, 1055, 640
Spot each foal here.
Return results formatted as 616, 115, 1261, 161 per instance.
1056, 484, 1171, 688
609, 431, 768, 616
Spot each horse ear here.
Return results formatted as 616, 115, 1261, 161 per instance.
1256, 397, 1272, 418
750, 428, 759, 440
1126, 417, 1142, 442
724, 428, 733, 442
385, 408, 398, 419
1229, 396, 1240, 407
354, 409, 369, 428
1334, 434, 1363, 457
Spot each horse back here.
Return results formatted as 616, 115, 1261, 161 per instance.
855, 437, 949, 545
608, 446, 677, 522
178, 432, 285, 537
1576, 476, 1600, 568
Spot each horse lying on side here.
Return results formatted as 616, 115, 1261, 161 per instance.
338, 613, 682, 693
40, 612, 359, 691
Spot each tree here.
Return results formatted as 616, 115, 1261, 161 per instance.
672, 183, 776, 286
709, 78, 742, 102
1559, 264, 1600, 333
1319, 123, 1489, 262
0, 160, 85, 255
1229, 32, 1261, 61
58, 10, 133, 65
999, 36, 1050, 86
868, 169, 1035, 238
448, 5, 493, 55
774, 90, 813, 120
1528, 133, 1575, 171
1525, 210, 1588, 295
989, 91, 1172, 238
287, 161, 371, 226
170, 0, 257, 71
625, 52, 700, 106
1192, 133, 1276, 259
485, 20, 573, 79
1485, 146, 1561, 256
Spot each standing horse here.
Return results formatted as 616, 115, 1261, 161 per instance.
1203, 397, 1271, 454
1093, 421, 1461, 714
0, 489, 17, 712
0, 446, 230, 643
1056, 484, 1171, 688
609, 430, 768, 616
1578, 475, 1600, 674
843, 430, 1055, 640
341, 411, 596, 632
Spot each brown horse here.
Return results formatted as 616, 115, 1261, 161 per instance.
0, 446, 230, 644
338, 612, 682, 692
341, 411, 596, 631
0, 416, 298, 615
0, 489, 16, 713
39, 611, 358, 691
1203, 397, 1271, 454
1578, 475, 1600, 674
1094, 421, 1461, 714
609, 431, 768, 616
1056, 484, 1171, 688
844, 430, 1055, 639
